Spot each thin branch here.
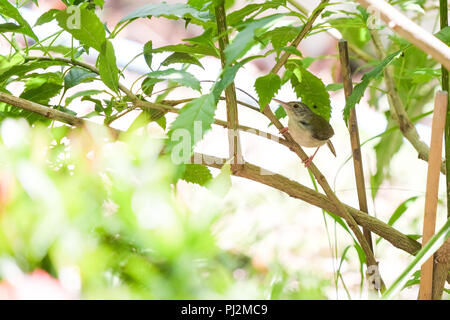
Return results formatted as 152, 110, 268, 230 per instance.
272, 0, 330, 74
286, 0, 376, 62
263, 0, 379, 270
0, 92, 120, 138
215, 2, 244, 172
355, 0, 450, 70
369, 30, 446, 174
195, 152, 422, 256
0, 90, 421, 257
339, 40, 374, 253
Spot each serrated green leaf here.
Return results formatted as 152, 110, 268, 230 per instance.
143, 41, 153, 69
120, 2, 213, 25
261, 25, 301, 52
35, 9, 59, 26
141, 77, 164, 95
343, 50, 402, 123
153, 43, 219, 58
65, 89, 103, 106
254, 73, 281, 110
0, 0, 38, 41
168, 94, 216, 162
0, 59, 68, 84
161, 52, 204, 69
0, 53, 25, 77
146, 68, 201, 92
56, 7, 106, 51
64, 67, 97, 89
290, 66, 331, 121
0, 22, 21, 33
328, 17, 370, 47
226, 0, 286, 26
182, 164, 213, 186
224, 14, 283, 64
435, 26, 450, 45
211, 62, 243, 100
96, 40, 119, 93
20, 73, 63, 105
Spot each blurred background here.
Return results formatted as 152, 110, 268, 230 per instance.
0, 0, 447, 299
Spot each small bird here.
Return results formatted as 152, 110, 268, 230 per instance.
273, 98, 336, 167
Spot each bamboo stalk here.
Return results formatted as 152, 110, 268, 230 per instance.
338, 40, 374, 253
440, 0, 450, 220
418, 91, 448, 300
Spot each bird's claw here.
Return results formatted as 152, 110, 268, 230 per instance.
280, 127, 289, 135
303, 157, 313, 167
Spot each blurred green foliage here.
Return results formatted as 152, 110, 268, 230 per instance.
0, 119, 328, 299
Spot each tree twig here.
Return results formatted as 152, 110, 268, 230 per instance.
263, 0, 379, 273
355, 0, 450, 70
339, 40, 374, 253
215, 2, 244, 172
195, 152, 421, 256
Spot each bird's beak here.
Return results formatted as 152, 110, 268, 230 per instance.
273, 98, 290, 109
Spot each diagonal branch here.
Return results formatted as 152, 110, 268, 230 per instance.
261, 0, 379, 270
195, 152, 421, 256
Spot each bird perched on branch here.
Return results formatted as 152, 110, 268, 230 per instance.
273, 98, 336, 167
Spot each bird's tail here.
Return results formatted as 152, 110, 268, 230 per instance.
327, 140, 336, 157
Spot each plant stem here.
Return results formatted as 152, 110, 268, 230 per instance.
214, 2, 244, 172
338, 40, 374, 254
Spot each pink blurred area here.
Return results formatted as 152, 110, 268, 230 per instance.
0, 269, 76, 300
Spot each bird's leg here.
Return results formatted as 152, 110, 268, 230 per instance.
303, 146, 321, 167
279, 127, 289, 135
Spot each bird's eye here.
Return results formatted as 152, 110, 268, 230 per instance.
293, 104, 300, 108
300, 120, 308, 126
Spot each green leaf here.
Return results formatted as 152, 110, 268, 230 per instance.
0, 59, 68, 84
210, 62, 243, 100
388, 196, 419, 227
128, 108, 166, 131
96, 40, 119, 93
254, 73, 281, 110
261, 25, 301, 52
65, 89, 103, 106
143, 41, 153, 69
20, 73, 63, 105
161, 52, 204, 69
435, 26, 450, 45
328, 17, 370, 47
325, 83, 343, 91
224, 14, 283, 64
382, 219, 450, 299
182, 164, 213, 186
343, 50, 402, 123
141, 77, 164, 95
207, 161, 232, 197
153, 43, 219, 58
146, 68, 201, 92
120, 2, 212, 25
35, 9, 59, 26
289, 64, 331, 121
226, 0, 286, 26
168, 94, 217, 162
56, 7, 106, 51
0, 53, 25, 77
0, 0, 39, 41
0, 22, 21, 33
64, 67, 97, 89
